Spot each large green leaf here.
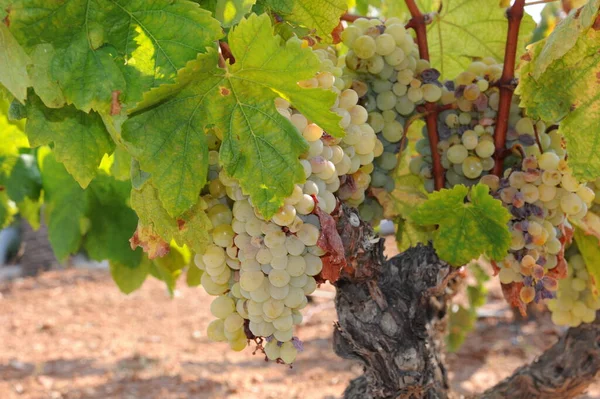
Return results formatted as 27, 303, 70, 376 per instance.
124, 13, 343, 217
25, 94, 114, 188
0, 98, 29, 187
150, 243, 190, 295
9, 0, 222, 111
426, 0, 535, 79
84, 174, 142, 268
42, 153, 88, 260
411, 184, 511, 266
0, 24, 30, 103
27, 44, 66, 109
110, 258, 150, 294
381, 0, 438, 20
517, 0, 600, 181
6, 154, 42, 203
260, 0, 347, 42
131, 183, 212, 254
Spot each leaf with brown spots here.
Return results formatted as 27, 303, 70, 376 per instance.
110, 91, 121, 115
313, 200, 347, 283
130, 223, 170, 259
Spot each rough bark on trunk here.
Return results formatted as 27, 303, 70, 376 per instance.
480, 315, 600, 399
331, 205, 600, 399
331, 205, 451, 399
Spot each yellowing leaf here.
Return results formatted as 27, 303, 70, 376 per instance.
517, 0, 600, 180
427, 0, 535, 78
123, 14, 343, 218
9, 0, 222, 111
25, 93, 114, 188
411, 184, 511, 266
262, 0, 347, 42
131, 183, 212, 254
0, 24, 31, 103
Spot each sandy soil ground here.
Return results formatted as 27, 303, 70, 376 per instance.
1, 239, 599, 399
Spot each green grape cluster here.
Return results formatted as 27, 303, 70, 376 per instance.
193, 59, 381, 364
547, 252, 600, 327
340, 17, 426, 223
410, 59, 509, 191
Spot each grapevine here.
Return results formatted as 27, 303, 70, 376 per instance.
2, 0, 600, 397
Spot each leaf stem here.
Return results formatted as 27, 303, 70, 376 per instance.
219, 41, 235, 65
340, 13, 373, 22
492, 0, 526, 177
405, 0, 444, 190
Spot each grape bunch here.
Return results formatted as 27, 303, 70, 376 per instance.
410, 59, 513, 191
193, 57, 380, 364
547, 251, 600, 327
489, 151, 594, 304
340, 17, 429, 222
406, 59, 594, 307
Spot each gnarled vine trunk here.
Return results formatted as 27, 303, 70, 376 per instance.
331, 205, 600, 399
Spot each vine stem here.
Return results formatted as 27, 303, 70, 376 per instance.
404, 0, 444, 190
340, 13, 374, 22
219, 41, 235, 65
492, 0, 526, 177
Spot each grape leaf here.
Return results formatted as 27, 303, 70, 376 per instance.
530, 3, 562, 44
130, 183, 212, 254
6, 154, 42, 203
84, 174, 142, 268
517, 0, 600, 180
25, 94, 114, 188
8, 0, 222, 111
260, 0, 347, 41
130, 160, 151, 190
411, 184, 511, 266
27, 44, 66, 109
0, 98, 29, 187
395, 217, 433, 253
42, 153, 89, 260
16, 197, 42, 230
0, 24, 31, 103
574, 226, 600, 298
382, 0, 438, 20
186, 263, 203, 287
110, 145, 132, 181
150, 243, 190, 295
0, 191, 16, 229
215, 0, 256, 27
427, 0, 535, 79
124, 13, 343, 218
110, 258, 150, 294
130, 223, 171, 259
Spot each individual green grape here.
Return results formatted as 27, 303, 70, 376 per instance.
462, 156, 483, 179
447, 145, 468, 164
279, 342, 299, 364
353, 35, 376, 59
240, 270, 265, 291
206, 319, 227, 342
375, 33, 396, 56
422, 84, 442, 102
211, 295, 236, 319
